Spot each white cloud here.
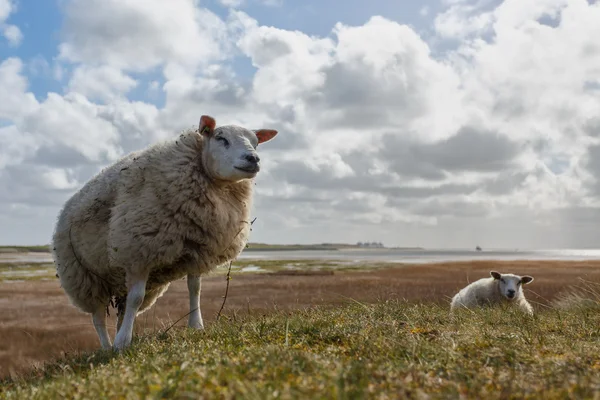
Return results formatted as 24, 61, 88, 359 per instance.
19, 92, 123, 163
0, 0, 11, 19
0, 125, 38, 169
434, 1, 495, 39
219, 0, 244, 7
237, 16, 335, 104
2, 23, 22, 45
38, 167, 80, 190
0, 0, 21, 46
0, 58, 39, 120
68, 65, 138, 102
58, 0, 231, 72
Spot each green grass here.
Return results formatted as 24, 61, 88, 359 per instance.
206, 259, 396, 277
0, 243, 424, 254
0, 258, 384, 282
2, 300, 600, 399
0, 246, 50, 253
0, 263, 57, 282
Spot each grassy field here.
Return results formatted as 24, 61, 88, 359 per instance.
0, 259, 391, 283
0, 246, 50, 253
0, 263, 56, 282
2, 258, 600, 398
2, 299, 600, 399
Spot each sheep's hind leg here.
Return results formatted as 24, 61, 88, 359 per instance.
115, 295, 126, 333
113, 274, 147, 350
92, 306, 112, 349
187, 274, 204, 330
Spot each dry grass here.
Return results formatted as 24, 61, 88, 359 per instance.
1, 258, 600, 381
3, 300, 600, 399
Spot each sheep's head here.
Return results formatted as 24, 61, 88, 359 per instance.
198, 115, 278, 182
490, 271, 534, 300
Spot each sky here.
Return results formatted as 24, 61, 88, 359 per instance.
1, 0, 600, 249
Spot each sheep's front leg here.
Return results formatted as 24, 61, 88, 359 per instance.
187, 274, 204, 330
92, 305, 112, 349
113, 274, 147, 350
520, 300, 534, 316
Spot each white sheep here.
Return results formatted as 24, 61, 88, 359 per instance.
450, 271, 535, 315
51, 115, 278, 350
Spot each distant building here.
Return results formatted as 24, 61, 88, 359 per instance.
356, 241, 384, 248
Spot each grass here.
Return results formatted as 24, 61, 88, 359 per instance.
217, 259, 390, 274
0, 263, 57, 282
0, 246, 50, 253
0, 243, 424, 253
0, 258, 387, 283
2, 300, 600, 399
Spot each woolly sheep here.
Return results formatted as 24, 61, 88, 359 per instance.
51, 115, 278, 350
450, 271, 535, 315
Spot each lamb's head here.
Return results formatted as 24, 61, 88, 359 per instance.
490, 271, 534, 300
198, 115, 278, 182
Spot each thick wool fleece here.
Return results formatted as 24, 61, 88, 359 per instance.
52, 129, 253, 315
450, 277, 533, 315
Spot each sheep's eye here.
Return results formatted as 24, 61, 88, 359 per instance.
500, 279, 505, 283
216, 136, 230, 148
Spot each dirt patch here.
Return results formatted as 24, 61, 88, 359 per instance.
1, 259, 600, 379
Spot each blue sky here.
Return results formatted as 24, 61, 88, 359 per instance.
1, 0, 440, 103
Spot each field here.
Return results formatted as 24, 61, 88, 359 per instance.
1, 257, 600, 398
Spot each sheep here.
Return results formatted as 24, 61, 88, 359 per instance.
51, 114, 278, 350
450, 271, 535, 315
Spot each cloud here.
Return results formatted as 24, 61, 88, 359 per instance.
434, 0, 496, 39
0, 125, 38, 169
219, 0, 244, 7
0, 0, 22, 46
19, 92, 123, 164
379, 126, 521, 180
67, 66, 138, 102
58, 0, 232, 72
0, 58, 39, 120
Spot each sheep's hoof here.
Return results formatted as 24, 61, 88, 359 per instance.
113, 333, 132, 351
188, 318, 204, 330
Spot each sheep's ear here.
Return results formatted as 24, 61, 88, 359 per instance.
199, 115, 216, 137
521, 276, 534, 285
490, 271, 501, 280
254, 129, 278, 144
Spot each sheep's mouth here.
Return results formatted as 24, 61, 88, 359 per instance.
235, 165, 260, 174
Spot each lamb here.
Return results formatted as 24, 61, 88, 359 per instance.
450, 271, 535, 315
51, 114, 278, 350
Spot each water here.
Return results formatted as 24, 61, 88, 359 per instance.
2, 248, 600, 266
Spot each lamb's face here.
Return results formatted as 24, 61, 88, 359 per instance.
490, 271, 534, 300
198, 115, 278, 182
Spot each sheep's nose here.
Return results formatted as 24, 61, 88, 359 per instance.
245, 154, 260, 164
507, 290, 515, 297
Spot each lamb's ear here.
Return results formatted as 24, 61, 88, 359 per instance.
521, 276, 534, 285
254, 129, 278, 144
490, 271, 502, 280
199, 115, 216, 137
